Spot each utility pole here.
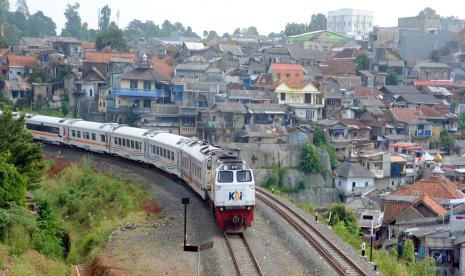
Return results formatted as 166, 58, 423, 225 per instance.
370, 218, 374, 262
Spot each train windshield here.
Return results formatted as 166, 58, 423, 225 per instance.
217, 171, 234, 183
236, 170, 252, 182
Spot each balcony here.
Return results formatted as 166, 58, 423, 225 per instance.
113, 88, 170, 98
370, 169, 384, 178
206, 121, 235, 129
180, 126, 197, 136
415, 129, 432, 138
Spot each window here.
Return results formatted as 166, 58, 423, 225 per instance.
77, 131, 81, 138
156, 146, 160, 155
237, 170, 252, 182
91, 133, 96, 141
123, 139, 126, 147
280, 93, 286, 101
89, 89, 93, 97
143, 99, 151, 108
285, 73, 290, 78
217, 171, 233, 183
277, 73, 281, 80
365, 181, 368, 187
101, 135, 106, 142
85, 132, 90, 140
130, 80, 138, 89
171, 151, 175, 161
25, 123, 60, 134
143, 81, 152, 90
163, 149, 167, 158
352, 182, 356, 187
114, 137, 118, 144
72, 130, 76, 137
131, 140, 135, 148
118, 138, 122, 145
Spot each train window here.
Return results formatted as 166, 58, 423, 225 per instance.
237, 170, 252, 182
100, 135, 106, 142
163, 149, 166, 158
131, 140, 135, 149
207, 159, 212, 170
92, 133, 96, 141
25, 123, 60, 134
171, 152, 174, 161
114, 137, 117, 144
217, 171, 233, 183
85, 132, 90, 140
77, 131, 81, 138
118, 138, 121, 145
72, 130, 76, 137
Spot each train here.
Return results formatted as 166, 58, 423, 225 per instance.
22, 113, 255, 232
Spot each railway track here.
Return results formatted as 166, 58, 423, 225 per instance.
224, 232, 264, 276
255, 187, 368, 276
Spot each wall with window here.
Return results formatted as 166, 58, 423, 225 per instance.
336, 176, 374, 195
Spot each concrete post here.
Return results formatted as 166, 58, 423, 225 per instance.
460, 243, 465, 276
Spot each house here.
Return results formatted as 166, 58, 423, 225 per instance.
268, 63, 305, 83
259, 45, 292, 71
335, 159, 375, 199
339, 119, 372, 142
236, 123, 288, 144
358, 70, 386, 88
32, 82, 63, 109
380, 85, 421, 101
0, 48, 9, 77
286, 44, 325, 66
227, 89, 277, 105
218, 44, 244, 57
357, 150, 391, 179
113, 64, 172, 115
412, 61, 451, 81
2, 79, 32, 104
287, 125, 313, 145
199, 102, 247, 143
395, 93, 440, 108
390, 108, 432, 147
246, 104, 287, 125
175, 63, 210, 80
274, 80, 323, 108
76, 66, 106, 100
7, 55, 41, 80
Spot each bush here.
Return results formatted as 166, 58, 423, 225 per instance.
300, 143, 325, 173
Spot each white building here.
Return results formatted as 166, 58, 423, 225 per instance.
335, 159, 375, 197
327, 9, 373, 41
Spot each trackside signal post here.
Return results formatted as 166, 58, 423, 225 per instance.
182, 197, 213, 252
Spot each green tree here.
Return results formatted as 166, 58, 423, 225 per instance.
207, 30, 218, 40
355, 54, 369, 70
15, 0, 29, 17
0, 36, 8, 48
284, 22, 308, 36
312, 125, 327, 145
27, 11, 57, 37
62, 3, 81, 38
124, 19, 161, 40
98, 5, 111, 31
125, 107, 137, 126
403, 240, 415, 263
299, 143, 325, 173
27, 68, 47, 83
203, 30, 208, 38
233, 28, 241, 35
246, 26, 259, 35
386, 70, 399, 85
0, 0, 9, 14
440, 129, 454, 151
309, 13, 327, 31
326, 204, 358, 231
0, 151, 27, 207
96, 26, 128, 51
459, 113, 465, 136
431, 49, 440, 62
161, 20, 175, 36
222, 32, 230, 39
0, 109, 44, 189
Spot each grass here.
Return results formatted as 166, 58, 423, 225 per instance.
35, 159, 150, 263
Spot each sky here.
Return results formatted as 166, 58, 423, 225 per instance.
15, 0, 465, 35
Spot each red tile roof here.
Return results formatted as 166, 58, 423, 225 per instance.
353, 86, 383, 99
8, 55, 40, 68
151, 56, 173, 79
417, 195, 447, 216
390, 108, 420, 122
81, 42, 96, 50
321, 59, 356, 76
413, 80, 453, 87
393, 176, 465, 200
270, 63, 304, 70
273, 79, 309, 89
84, 51, 136, 64
383, 200, 411, 222
418, 105, 444, 118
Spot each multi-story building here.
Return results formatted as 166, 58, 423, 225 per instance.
327, 8, 373, 40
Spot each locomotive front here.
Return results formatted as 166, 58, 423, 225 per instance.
213, 161, 255, 232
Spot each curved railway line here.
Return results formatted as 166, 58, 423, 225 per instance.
224, 232, 264, 276
255, 187, 368, 276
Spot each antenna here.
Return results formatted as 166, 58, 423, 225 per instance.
97, 9, 101, 30
116, 10, 121, 27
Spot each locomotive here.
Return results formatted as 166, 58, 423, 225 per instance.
23, 113, 255, 232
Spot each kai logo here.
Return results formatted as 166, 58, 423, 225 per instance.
229, 191, 243, 201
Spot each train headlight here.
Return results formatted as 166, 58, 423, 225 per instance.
220, 207, 224, 212
246, 206, 251, 211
